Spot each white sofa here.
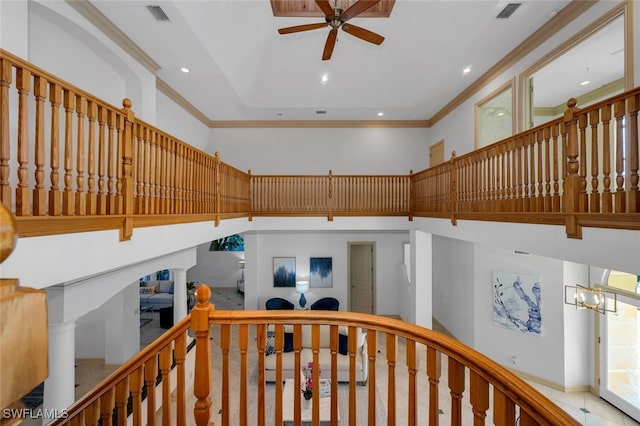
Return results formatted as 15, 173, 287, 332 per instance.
264, 324, 368, 385
139, 280, 174, 310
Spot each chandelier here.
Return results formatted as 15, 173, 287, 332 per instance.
564, 284, 617, 314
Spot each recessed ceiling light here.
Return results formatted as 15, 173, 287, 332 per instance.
180, 67, 190, 73
321, 73, 329, 83
580, 80, 590, 86
497, 112, 505, 116
463, 66, 471, 74
276, 112, 283, 116
377, 112, 384, 117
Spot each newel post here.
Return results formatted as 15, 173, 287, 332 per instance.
120, 98, 135, 240
450, 151, 458, 225
214, 151, 221, 227
192, 284, 213, 426
563, 98, 582, 239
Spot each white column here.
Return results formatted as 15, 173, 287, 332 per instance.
173, 268, 187, 323
411, 229, 432, 329
43, 321, 76, 424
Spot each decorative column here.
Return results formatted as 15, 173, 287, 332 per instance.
172, 268, 187, 323
410, 229, 432, 329
43, 320, 76, 424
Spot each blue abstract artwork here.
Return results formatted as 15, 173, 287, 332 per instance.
310, 257, 333, 288
273, 257, 296, 287
493, 271, 541, 335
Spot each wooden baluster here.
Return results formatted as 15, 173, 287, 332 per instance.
15, 68, 30, 216
143, 127, 151, 214
220, 324, 230, 426
519, 409, 537, 426
120, 98, 135, 228
312, 324, 321, 426
130, 366, 144, 426
551, 123, 560, 212
145, 354, 158, 426
563, 98, 582, 238
192, 284, 212, 426
274, 323, 284, 426
239, 324, 248, 426
99, 387, 115, 426
75, 95, 87, 215
367, 330, 377, 426
175, 143, 183, 214
601, 104, 613, 212
174, 332, 187, 426
85, 400, 100, 426
448, 358, 465, 426
97, 106, 107, 214
426, 347, 441, 426
386, 333, 396, 426
589, 109, 601, 212
515, 137, 523, 212
536, 129, 544, 212
614, 99, 626, 212
152, 131, 160, 214
134, 124, 143, 213
215, 152, 221, 225
256, 324, 266, 426
469, 371, 489, 426
114, 112, 124, 215
493, 388, 515, 426
114, 377, 129, 426
543, 127, 551, 212
329, 325, 339, 423
406, 339, 417, 426
522, 134, 530, 212
159, 344, 172, 426
48, 83, 62, 215
33, 76, 46, 215
578, 112, 588, 212
348, 326, 358, 426
529, 133, 537, 211
168, 139, 176, 214
159, 135, 167, 214
628, 93, 639, 212
86, 101, 97, 215
450, 152, 457, 223
0, 57, 11, 210
292, 324, 302, 426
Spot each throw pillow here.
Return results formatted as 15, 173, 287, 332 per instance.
338, 334, 348, 355
283, 332, 294, 353
265, 331, 276, 356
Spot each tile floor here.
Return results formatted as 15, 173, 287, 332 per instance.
32, 287, 639, 425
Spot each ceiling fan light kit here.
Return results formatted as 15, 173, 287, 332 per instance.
277, 0, 386, 61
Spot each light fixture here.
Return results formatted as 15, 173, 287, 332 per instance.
321, 73, 329, 83
295, 280, 309, 308
463, 66, 471, 74
580, 80, 590, 86
180, 67, 190, 73
564, 284, 617, 314
377, 112, 384, 117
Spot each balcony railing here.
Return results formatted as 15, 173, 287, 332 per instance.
50, 285, 580, 426
1, 49, 638, 240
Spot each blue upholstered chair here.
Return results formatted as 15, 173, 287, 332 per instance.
310, 297, 339, 311
265, 297, 295, 310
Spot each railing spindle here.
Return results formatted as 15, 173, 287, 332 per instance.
75, 95, 87, 215
493, 388, 516, 426
86, 101, 97, 215
427, 347, 441, 426
33, 76, 47, 215
144, 354, 158, 426
159, 345, 172, 426
220, 324, 230, 426
99, 387, 115, 426
0, 57, 11, 210
589, 110, 601, 212
114, 377, 129, 426
578, 112, 588, 212
15, 67, 30, 216
130, 366, 144, 426
174, 332, 187, 426
97, 106, 107, 214
614, 99, 626, 212
470, 371, 489, 426
386, 333, 396, 426
238, 324, 248, 426
367, 330, 377, 426
406, 339, 417, 426
628, 93, 639, 212
448, 357, 464, 426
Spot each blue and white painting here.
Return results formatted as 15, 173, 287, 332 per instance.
493, 271, 541, 335
310, 257, 333, 288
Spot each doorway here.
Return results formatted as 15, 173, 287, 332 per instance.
599, 270, 640, 422
348, 242, 375, 314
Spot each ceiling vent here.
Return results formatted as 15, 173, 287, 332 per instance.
316, 110, 327, 115
496, 3, 521, 19
147, 5, 170, 21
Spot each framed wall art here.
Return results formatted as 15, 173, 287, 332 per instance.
273, 257, 296, 287
493, 271, 541, 335
310, 257, 333, 288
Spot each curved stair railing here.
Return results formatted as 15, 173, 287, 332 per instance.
52, 285, 580, 425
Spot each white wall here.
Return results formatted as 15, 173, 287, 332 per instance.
474, 245, 568, 386
188, 244, 245, 288
210, 127, 430, 175
562, 261, 591, 390
75, 306, 106, 359
157, 91, 211, 152
432, 236, 475, 347
244, 230, 407, 314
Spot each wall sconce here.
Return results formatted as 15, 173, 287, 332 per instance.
296, 280, 309, 308
564, 284, 617, 314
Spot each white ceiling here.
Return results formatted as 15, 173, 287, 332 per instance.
86, 0, 622, 123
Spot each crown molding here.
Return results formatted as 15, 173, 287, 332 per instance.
534, 78, 625, 117
429, 0, 598, 127
65, 0, 160, 74
210, 119, 431, 129
156, 78, 211, 127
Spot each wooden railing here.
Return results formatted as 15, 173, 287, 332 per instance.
53, 284, 580, 425
1, 49, 638, 241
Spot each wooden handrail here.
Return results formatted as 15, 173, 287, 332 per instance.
1, 48, 638, 242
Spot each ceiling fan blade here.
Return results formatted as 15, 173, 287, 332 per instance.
278, 22, 328, 35
315, 0, 334, 18
341, 0, 381, 22
322, 28, 338, 61
342, 23, 384, 45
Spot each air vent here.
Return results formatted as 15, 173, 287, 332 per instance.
496, 3, 521, 19
513, 250, 530, 256
316, 110, 327, 115
147, 5, 170, 21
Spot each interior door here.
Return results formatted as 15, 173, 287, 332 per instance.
349, 243, 375, 314
599, 292, 640, 422
429, 140, 445, 167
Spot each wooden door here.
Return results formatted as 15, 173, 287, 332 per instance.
349, 243, 375, 314
430, 140, 445, 167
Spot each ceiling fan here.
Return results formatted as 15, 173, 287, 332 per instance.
277, 0, 385, 61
